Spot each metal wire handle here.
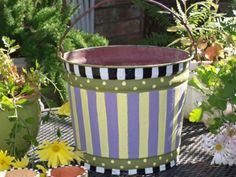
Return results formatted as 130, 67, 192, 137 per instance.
58, 0, 197, 58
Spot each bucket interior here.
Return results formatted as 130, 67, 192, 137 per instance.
64, 46, 189, 67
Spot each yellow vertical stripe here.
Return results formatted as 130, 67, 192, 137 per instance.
158, 90, 167, 155
171, 87, 181, 151
80, 89, 93, 154
96, 92, 109, 157
70, 85, 81, 150
139, 92, 149, 158
117, 93, 128, 158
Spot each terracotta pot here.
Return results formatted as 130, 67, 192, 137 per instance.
49, 166, 88, 177
61, 45, 193, 175
0, 169, 38, 177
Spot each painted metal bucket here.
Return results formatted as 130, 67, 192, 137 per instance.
61, 45, 192, 175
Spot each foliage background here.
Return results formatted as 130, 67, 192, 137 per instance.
0, 0, 108, 105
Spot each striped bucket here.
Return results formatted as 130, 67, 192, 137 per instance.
62, 45, 192, 175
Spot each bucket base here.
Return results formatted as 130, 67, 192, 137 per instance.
80, 159, 177, 176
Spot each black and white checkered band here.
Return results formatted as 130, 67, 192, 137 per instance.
80, 159, 176, 176
64, 62, 189, 80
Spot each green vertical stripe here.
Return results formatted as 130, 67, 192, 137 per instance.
158, 90, 167, 155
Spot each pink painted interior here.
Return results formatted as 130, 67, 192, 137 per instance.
64, 46, 190, 66
51, 166, 86, 177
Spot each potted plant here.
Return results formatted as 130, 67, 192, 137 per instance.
189, 55, 236, 165
166, 0, 236, 118
0, 36, 49, 158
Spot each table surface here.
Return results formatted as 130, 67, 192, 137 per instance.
34, 115, 236, 177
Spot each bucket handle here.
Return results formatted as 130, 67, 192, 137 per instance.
58, 0, 197, 58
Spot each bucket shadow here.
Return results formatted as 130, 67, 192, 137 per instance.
89, 121, 235, 177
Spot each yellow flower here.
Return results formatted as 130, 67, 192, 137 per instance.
57, 102, 70, 117
36, 164, 47, 177
37, 140, 75, 168
12, 156, 29, 169
74, 150, 84, 162
0, 151, 15, 171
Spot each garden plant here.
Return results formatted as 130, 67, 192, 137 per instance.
0, 37, 84, 176
0, 37, 48, 158
167, 0, 236, 61
0, 0, 108, 105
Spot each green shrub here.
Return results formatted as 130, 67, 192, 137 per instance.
0, 0, 108, 105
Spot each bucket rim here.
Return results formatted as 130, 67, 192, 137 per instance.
60, 45, 194, 68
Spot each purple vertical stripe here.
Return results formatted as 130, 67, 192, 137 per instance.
128, 93, 139, 158
68, 85, 78, 148
148, 91, 159, 157
87, 91, 101, 156
176, 90, 185, 149
164, 88, 175, 154
74, 87, 87, 151
105, 93, 119, 158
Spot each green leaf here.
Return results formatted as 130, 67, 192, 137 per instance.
16, 99, 30, 106
31, 137, 39, 146
181, 37, 192, 46
167, 26, 179, 32
19, 84, 34, 96
224, 114, 236, 123
208, 95, 227, 111
189, 76, 206, 93
2, 36, 12, 48
9, 45, 20, 54
208, 118, 223, 134
13, 123, 23, 134
167, 38, 182, 47
9, 117, 17, 122
176, 0, 186, 21
23, 132, 38, 146
189, 108, 203, 122
41, 112, 50, 124
23, 134, 31, 142
0, 96, 14, 109
57, 128, 61, 138
25, 117, 34, 124
0, 83, 6, 93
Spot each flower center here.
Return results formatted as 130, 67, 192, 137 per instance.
215, 143, 222, 152
52, 145, 61, 152
228, 129, 236, 138
0, 159, 5, 165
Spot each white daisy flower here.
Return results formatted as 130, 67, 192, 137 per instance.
225, 125, 236, 159
223, 125, 236, 140
211, 134, 235, 166
202, 134, 235, 166
202, 135, 215, 152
